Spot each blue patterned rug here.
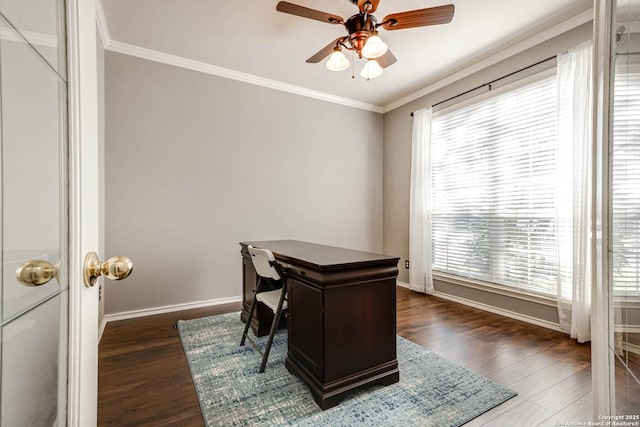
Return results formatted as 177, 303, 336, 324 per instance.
177, 312, 516, 426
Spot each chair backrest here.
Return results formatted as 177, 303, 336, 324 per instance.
247, 246, 281, 280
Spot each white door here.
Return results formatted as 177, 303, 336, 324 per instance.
0, 1, 122, 425
0, 0, 72, 425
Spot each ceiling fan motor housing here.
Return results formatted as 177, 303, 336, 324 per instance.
345, 14, 377, 57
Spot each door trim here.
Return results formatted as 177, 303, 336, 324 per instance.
591, 0, 615, 417
66, 0, 100, 425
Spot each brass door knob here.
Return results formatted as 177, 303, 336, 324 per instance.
84, 252, 133, 287
16, 260, 59, 287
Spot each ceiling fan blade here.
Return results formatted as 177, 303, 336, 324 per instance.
381, 4, 454, 31
357, 0, 380, 13
377, 49, 397, 68
306, 37, 347, 63
276, 1, 344, 25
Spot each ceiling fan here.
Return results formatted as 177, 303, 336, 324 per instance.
276, 0, 455, 80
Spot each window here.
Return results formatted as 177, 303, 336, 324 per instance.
430, 76, 559, 295
612, 70, 640, 295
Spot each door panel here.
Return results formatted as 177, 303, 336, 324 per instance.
0, 17, 67, 322
0, 1, 68, 424
1, 294, 67, 426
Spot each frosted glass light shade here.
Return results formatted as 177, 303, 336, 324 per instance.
326, 50, 350, 71
361, 35, 388, 59
360, 59, 383, 79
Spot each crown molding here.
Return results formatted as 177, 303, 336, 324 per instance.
105, 40, 384, 113
382, 8, 594, 113
95, 0, 110, 46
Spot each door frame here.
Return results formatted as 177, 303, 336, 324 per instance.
66, 0, 100, 425
591, 0, 615, 417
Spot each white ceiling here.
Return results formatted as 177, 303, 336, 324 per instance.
99, 0, 593, 111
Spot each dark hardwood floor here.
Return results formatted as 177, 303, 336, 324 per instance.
98, 286, 595, 426
396, 288, 592, 426
98, 302, 242, 426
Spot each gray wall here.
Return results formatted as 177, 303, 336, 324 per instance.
104, 52, 383, 314
382, 22, 593, 323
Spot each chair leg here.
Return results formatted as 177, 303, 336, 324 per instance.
240, 277, 263, 346
259, 280, 287, 373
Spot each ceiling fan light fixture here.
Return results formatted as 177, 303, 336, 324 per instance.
361, 34, 388, 58
277, 1, 456, 79
326, 49, 350, 71
360, 59, 383, 80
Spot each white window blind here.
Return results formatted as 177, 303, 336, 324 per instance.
612, 71, 640, 294
430, 76, 559, 295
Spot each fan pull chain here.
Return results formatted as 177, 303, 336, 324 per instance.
351, 50, 355, 79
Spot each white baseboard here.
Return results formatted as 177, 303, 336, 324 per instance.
397, 281, 564, 333
103, 283, 563, 333
103, 296, 242, 323
431, 290, 564, 332
397, 280, 410, 289
98, 316, 107, 343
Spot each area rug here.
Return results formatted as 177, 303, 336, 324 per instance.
177, 312, 516, 426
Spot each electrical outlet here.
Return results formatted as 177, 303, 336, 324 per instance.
405, 260, 410, 269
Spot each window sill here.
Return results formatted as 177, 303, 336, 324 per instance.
432, 272, 640, 309
432, 271, 558, 308
613, 297, 640, 309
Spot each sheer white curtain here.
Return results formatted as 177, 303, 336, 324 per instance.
556, 41, 593, 343
409, 108, 433, 293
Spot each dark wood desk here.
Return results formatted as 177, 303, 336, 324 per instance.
240, 240, 400, 410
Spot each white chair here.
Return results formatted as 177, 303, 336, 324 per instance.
240, 245, 288, 373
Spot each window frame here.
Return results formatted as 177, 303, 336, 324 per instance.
429, 67, 560, 300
